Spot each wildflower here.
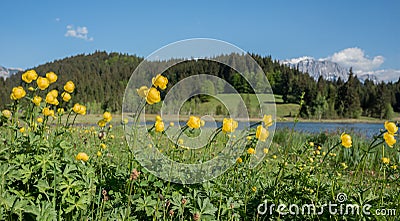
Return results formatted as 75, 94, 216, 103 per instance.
246, 136, 252, 141
391, 165, 397, 170
1, 110, 11, 119
152, 74, 168, 90
200, 120, 205, 127
28, 87, 35, 91
187, 116, 201, 129
309, 157, 314, 163
98, 119, 106, 127
21, 70, 38, 83
222, 118, 238, 133
136, 86, 149, 98
110, 135, 114, 139
256, 125, 269, 142
75, 152, 89, 162
146, 87, 161, 105
169, 122, 174, 127
169, 210, 174, 217
236, 157, 243, 163
10, 86, 26, 100
73, 103, 86, 115
340, 133, 352, 148
155, 120, 164, 132
329, 153, 336, 157
262, 114, 273, 127
37, 77, 50, 90
263, 148, 269, 154
57, 108, 64, 114
122, 118, 129, 125
181, 198, 187, 205
178, 139, 184, 145
309, 142, 314, 147
272, 155, 277, 159
100, 143, 107, 149
32, 96, 42, 106
42, 107, 55, 117
19, 127, 25, 133
64, 81, 75, 93
155, 115, 162, 122
37, 117, 43, 123
46, 72, 58, 84
381, 157, 390, 164
129, 168, 141, 180
317, 146, 322, 150
384, 121, 398, 135
340, 162, 348, 169
247, 148, 256, 155
61, 92, 71, 102
103, 112, 112, 122
45, 92, 59, 106
252, 186, 257, 192
315, 150, 320, 155
383, 132, 396, 147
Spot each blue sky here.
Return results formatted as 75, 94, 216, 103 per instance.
1, 0, 399, 76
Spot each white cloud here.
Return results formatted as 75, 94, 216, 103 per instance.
324, 47, 384, 72
65, 25, 94, 41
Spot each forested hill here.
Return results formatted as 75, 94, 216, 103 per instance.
1, 51, 400, 119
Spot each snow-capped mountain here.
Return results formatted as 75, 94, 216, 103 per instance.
281, 57, 378, 82
0, 66, 23, 79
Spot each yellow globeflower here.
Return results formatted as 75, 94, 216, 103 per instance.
236, 157, 243, 163
222, 118, 238, 133
103, 112, 112, 122
19, 127, 25, 133
45, 93, 59, 106
155, 115, 162, 122
64, 81, 75, 93
381, 157, 390, 164
247, 147, 256, 155
98, 119, 107, 127
42, 107, 55, 117
46, 72, 58, 84
78, 105, 86, 115
73, 103, 82, 114
252, 186, 257, 192
169, 122, 175, 127
37, 117, 43, 123
383, 132, 396, 147
384, 121, 398, 135
97, 151, 102, 157
57, 108, 64, 114
61, 92, 71, 102
262, 114, 273, 127
136, 86, 149, 98
155, 120, 164, 132
37, 77, 50, 90
49, 89, 58, 98
22, 70, 38, 83
2, 110, 12, 119
263, 148, 269, 154
10, 86, 26, 100
146, 87, 161, 105
187, 116, 201, 129
32, 96, 42, 106
340, 133, 352, 148
75, 152, 89, 162
152, 74, 168, 90
28, 87, 35, 91
256, 125, 269, 142
100, 143, 107, 149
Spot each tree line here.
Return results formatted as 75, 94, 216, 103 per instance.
1, 51, 399, 119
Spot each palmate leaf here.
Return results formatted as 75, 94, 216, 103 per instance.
134, 196, 157, 217
25, 201, 57, 221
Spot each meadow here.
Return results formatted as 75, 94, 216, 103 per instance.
0, 71, 399, 220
